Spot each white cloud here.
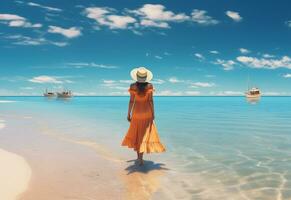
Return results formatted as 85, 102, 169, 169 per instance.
194, 53, 204, 59
84, 5, 220, 31
73, 92, 98, 96
151, 79, 165, 84
0, 14, 42, 28
215, 91, 244, 96
285, 20, 291, 28
262, 92, 288, 96
85, 4, 190, 30
113, 86, 128, 90
239, 48, 250, 54
214, 59, 236, 70
84, 7, 136, 29
205, 74, 216, 78
29, 76, 63, 84
237, 56, 291, 69
185, 91, 201, 96
104, 78, 170, 86
101, 79, 133, 91
262, 54, 274, 58
9, 20, 42, 28
283, 74, 291, 78
226, 11, 242, 22
155, 90, 183, 96
0, 14, 25, 20
8, 20, 25, 27
5, 35, 67, 47
140, 19, 169, 28
50, 41, 69, 47
191, 9, 219, 25
90, 63, 118, 69
20, 87, 34, 90
67, 62, 118, 69
209, 50, 219, 54
108, 91, 128, 96
84, 7, 111, 22
168, 77, 183, 83
134, 4, 189, 22
106, 15, 136, 29
155, 55, 163, 59
27, 2, 62, 12
190, 82, 215, 88
48, 26, 82, 38
119, 80, 133, 84
103, 80, 116, 84
133, 4, 189, 28
12, 36, 46, 46
132, 30, 143, 35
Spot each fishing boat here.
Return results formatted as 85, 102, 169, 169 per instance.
57, 90, 73, 98
246, 87, 261, 99
245, 75, 261, 99
43, 89, 55, 97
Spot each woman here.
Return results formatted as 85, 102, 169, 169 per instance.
122, 67, 165, 166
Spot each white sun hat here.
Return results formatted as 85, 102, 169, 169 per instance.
130, 67, 153, 83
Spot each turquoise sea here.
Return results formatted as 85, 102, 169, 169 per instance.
1, 96, 291, 199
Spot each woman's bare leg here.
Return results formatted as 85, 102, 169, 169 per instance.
138, 153, 144, 166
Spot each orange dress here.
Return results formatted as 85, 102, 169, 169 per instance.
122, 84, 166, 153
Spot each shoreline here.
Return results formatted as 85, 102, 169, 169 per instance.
0, 113, 166, 200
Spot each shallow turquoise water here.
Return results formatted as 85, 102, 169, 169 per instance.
1, 96, 291, 199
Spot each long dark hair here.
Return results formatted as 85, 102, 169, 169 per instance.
136, 82, 148, 94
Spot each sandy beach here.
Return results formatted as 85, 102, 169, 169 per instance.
0, 149, 31, 200
0, 119, 31, 200
0, 113, 167, 200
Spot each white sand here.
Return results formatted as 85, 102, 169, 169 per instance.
0, 149, 31, 200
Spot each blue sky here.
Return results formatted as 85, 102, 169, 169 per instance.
0, 0, 291, 96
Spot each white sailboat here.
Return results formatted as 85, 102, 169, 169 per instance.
245, 76, 261, 99
246, 87, 261, 98
43, 89, 55, 97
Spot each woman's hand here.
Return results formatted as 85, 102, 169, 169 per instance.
127, 114, 131, 122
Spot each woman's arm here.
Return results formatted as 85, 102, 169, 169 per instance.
149, 88, 155, 121
127, 91, 135, 122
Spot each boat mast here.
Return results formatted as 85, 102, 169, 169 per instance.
247, 73, 250, 91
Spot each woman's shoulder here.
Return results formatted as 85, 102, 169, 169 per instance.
129, 82, 137, 89
128, 83, 137, 93
147, 83, 153, 89
146, 83, 154, 92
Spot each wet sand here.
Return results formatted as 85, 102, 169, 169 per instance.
0, 114, 167, 200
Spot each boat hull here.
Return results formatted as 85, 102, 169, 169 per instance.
245, 94, 261, 99
57, 93, 73, 98
43, 93, 55, 97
